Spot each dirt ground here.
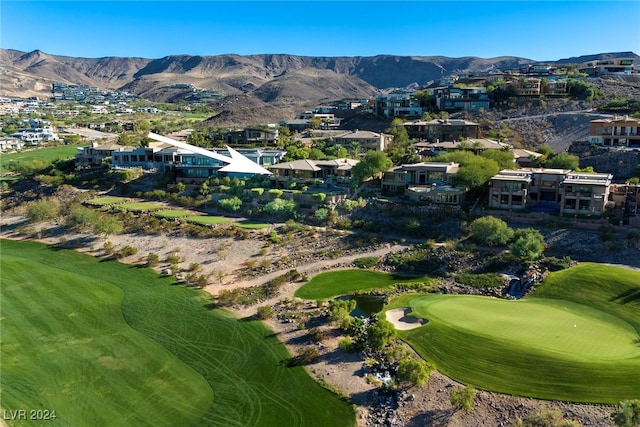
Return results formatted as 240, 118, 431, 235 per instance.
0, 211, 620, 427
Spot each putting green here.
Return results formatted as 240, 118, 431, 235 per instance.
387, 281, 640, 403
410, 295, 640, 361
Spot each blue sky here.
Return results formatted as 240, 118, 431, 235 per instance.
1, 1, 638, 60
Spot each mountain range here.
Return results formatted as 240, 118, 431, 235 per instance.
1, 49, 637, 125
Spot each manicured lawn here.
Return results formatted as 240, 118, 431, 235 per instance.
120, 202, 164, 212
0, 145, 84, 170
234, 220, 271, 229
385, 263, 640, 404
185, 215, 232, 225
0, 240, 355, 427
154, 209, 193, 219
86, 197, 129, 206
295, 270, 427, 300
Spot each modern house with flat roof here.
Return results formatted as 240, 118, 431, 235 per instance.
331, 130, 394, 152
402, 118, 480, 142
589, 115, 640, 148
268, 158, 359, 188
107, 133, 280, 181
382, 162, 465, 204
489, 168, 613, 215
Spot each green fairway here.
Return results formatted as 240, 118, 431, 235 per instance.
0, 145, 83, 169
0, 240, 355, 427
120, 202, 164, 212
185, 215, 232, 225
295, 270, 426, 300
234, 220, 271, 229
386, 263, 640, 403
154, 209, 192, 219
86, 197, 128, 206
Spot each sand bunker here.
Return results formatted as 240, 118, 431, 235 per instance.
386, 308, 426, 330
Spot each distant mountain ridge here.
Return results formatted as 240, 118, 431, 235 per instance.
1, 48, 637, 125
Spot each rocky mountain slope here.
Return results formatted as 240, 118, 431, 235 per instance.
4, 48, 636, 102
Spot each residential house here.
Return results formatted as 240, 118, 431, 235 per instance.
511, 78, 542, 96
331, 129, 394, 152
75, 142, 133, 167
402, 118, 480, 142
381, 162, 465, 204
560, 172, 612, 216
110, 133, 279, 181
374, 92, 424, 117
296, 111, 342, 129
268, 158, 358, 188
488, 168, 613, 215
0, 137, 25, 152
218, 126, 280, 146
579, 58, 637, 76
433, 87, 490, 112
588, 115, 640, 148
608, 183, 640, 227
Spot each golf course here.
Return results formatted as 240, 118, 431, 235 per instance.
385, 263, 640, 404
0, 239, 354, 426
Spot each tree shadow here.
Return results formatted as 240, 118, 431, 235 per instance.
611, 288, 640, 304
407, 407, 455, 427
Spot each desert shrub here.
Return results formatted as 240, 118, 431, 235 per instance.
93, 215, 123, 235
118, 245, 138, 258
218, 196, 243, 212
312, 192, 327, 203
353, 256, 378, 269
256, 305, 275, 320
268, 189, 283, 199
263, 198, 298, 219
65, 203, 98, 231
251, 187, 265, 196
147, 252, 160, 267
26, 199, 60, 222
314, 208, 329, 223
338, 337, 356, 352
308, 327, 327, 343
515, 408, 581, 427
397, 357, 432, 387
295, 346, 319, 365
450, 386, 476, 410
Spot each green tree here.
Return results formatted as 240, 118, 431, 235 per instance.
545, 153, 579, 170
396, 357, 432, 387
450, 386, 476, 410
328, 299, 356, 330
452, 157, 500, 190
351, 151, 393, 188
65, 203, 98, 231
26, 200, 60, 222
93, 215, 124, 235
468, 216, 514, 246
386, 119, 418, 165
613, 400, 640, 427
218, 196, 243, 212
256, 305, 275, 320
367, 320, 396, 352
510, 228, 545, 263
117, 132, 133, 146
263, 198, 297, 219
481, 149, 516, 170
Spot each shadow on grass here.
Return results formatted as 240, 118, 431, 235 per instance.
611, 288, 640, 304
